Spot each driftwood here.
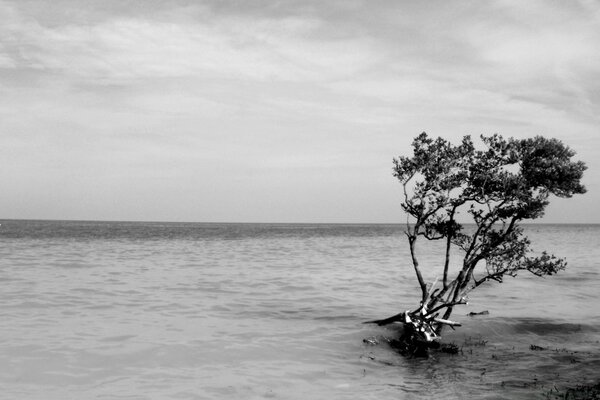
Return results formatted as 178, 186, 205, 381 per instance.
467, 310, 489, 317
364, 312, 405, 326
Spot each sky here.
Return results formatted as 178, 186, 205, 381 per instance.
1, 0, 599, 223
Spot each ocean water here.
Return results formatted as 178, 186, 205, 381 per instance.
0, 220, 599, 399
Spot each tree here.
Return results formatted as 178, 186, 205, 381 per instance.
369, 132, 587, 356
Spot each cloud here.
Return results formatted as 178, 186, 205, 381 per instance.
0, 1, 381, 85
0, 0, 598, 222
457, 1, 600, 119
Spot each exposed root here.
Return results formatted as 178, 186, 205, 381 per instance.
366, 310, 461, 357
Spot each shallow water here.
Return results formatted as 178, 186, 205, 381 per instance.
0, 220, 599, 399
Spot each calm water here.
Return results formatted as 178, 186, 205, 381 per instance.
1, 220, 599, 399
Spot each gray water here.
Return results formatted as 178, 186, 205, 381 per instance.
1, 220, 599, 399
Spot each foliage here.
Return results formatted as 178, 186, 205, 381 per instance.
392, 132, 586, 337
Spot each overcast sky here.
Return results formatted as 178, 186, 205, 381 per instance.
1, 0, 598, 223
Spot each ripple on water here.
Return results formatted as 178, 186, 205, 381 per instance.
1, 221, 599, 399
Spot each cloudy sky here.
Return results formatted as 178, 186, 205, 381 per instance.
1, 0, 598, 223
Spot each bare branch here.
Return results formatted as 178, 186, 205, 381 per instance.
408, 235, 428, 305
443, 206, 458, 288
433, 317, 462, 327
426, 297, 468, 316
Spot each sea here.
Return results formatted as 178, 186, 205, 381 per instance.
1, 220, 599, 400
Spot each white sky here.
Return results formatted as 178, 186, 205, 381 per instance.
1, 0, 598, 223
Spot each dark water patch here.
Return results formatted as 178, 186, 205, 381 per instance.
548, 382, 600, 400
209, 304, 231, 312
229, 304, 364, 323
83, 304, 113, 310
11, 300, 55, 309
362, 330, 600, 399
70, 287, 101, 294
464, 317, 600, 340
0, 219, 406, 241
560, 273, 600, 282
313, 314, 362, 322
99, 335, 138, 342
145, 302, 189, 312
49, 261, 87, 269
279, 284, 317, 291
510, 318, 593, 335
0, 276, 24, 282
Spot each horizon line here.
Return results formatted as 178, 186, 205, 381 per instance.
1, 218, 599, 226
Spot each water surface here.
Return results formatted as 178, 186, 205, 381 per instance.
1, 220, 599, 399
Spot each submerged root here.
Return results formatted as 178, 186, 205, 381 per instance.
390, 313, 440, 357
366, 311, 461, 357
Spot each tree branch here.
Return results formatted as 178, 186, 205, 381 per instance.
426, 297, 468, 316
407, 233, 428, 305
443, 206, 457, 288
